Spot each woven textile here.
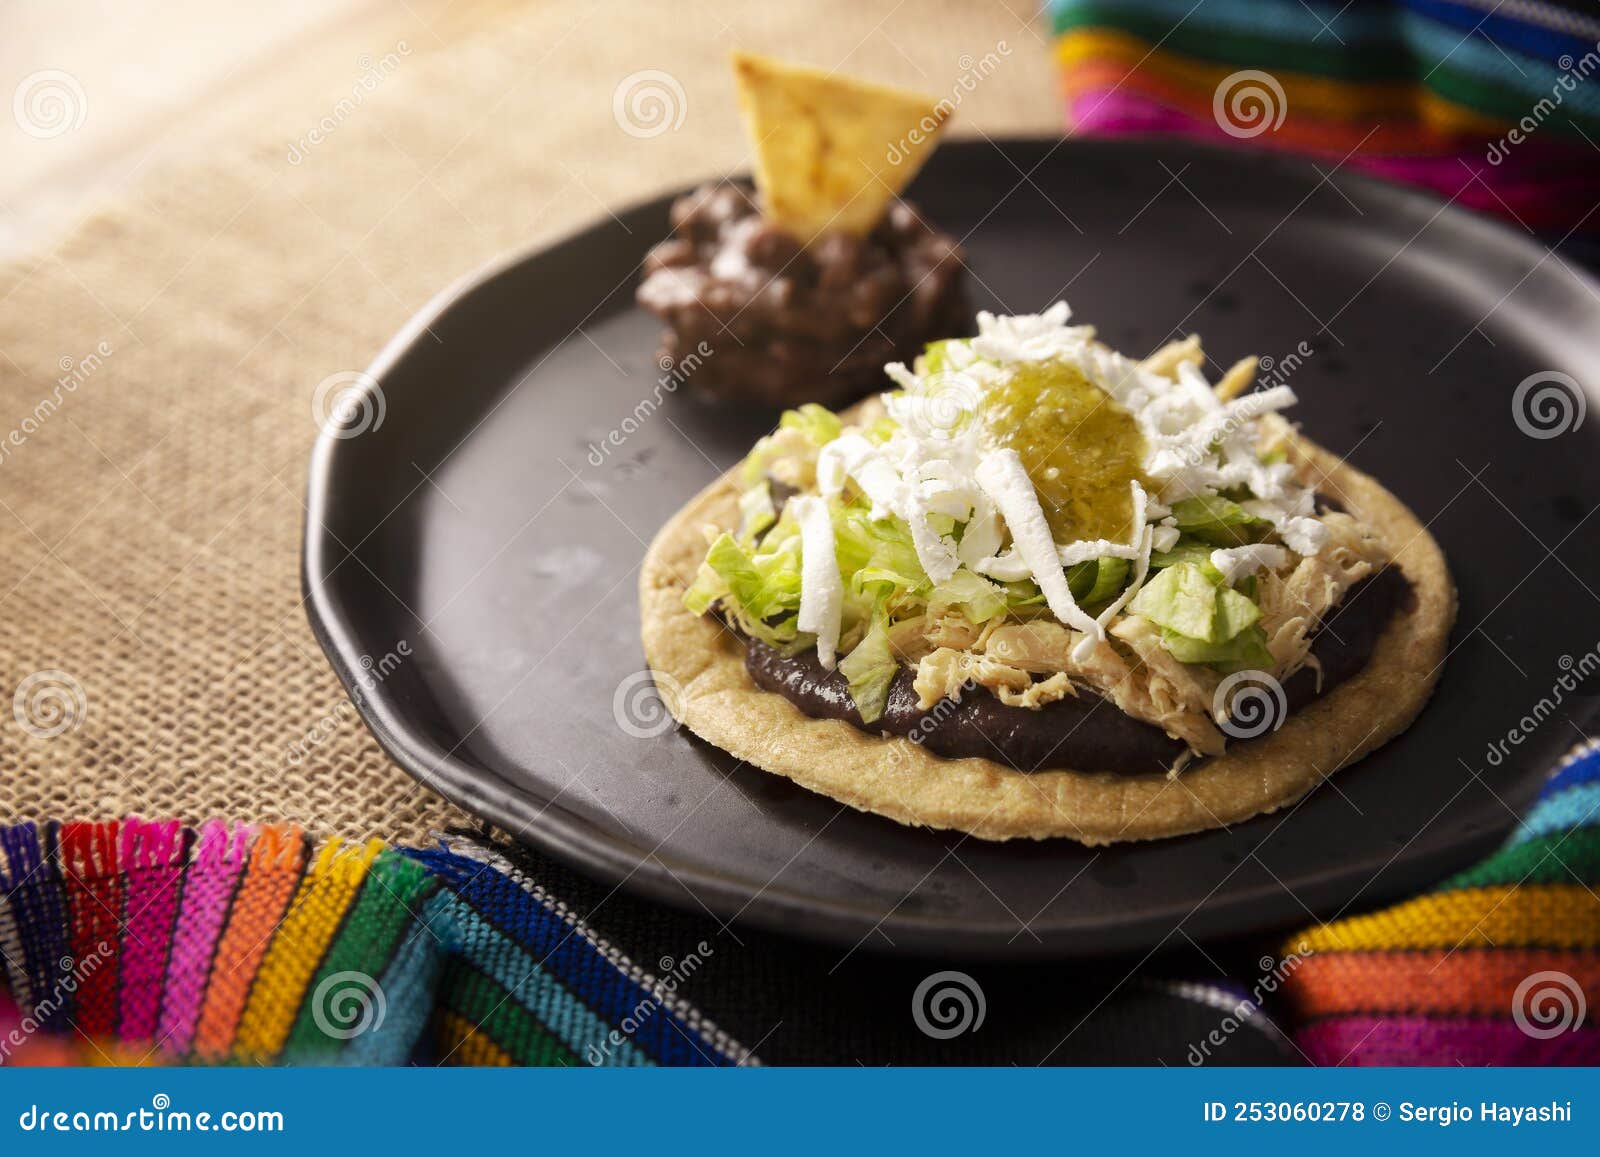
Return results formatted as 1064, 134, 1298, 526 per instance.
0, 824, 748, 1066
1277, 741, 1600, 1065
1048, 0, 1600, 248
1, 742, 1595, 1066
3, 0, 1597, 1069
0, 1, 1056, 844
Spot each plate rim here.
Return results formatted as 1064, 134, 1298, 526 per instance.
302, 134, 1600, 959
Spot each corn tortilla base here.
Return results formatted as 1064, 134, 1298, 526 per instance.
639, 431, 1455, 844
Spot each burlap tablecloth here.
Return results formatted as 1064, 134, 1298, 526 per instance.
0, 0, 1057, 840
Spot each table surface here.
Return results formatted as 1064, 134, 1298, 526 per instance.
0, 0, 1059, 841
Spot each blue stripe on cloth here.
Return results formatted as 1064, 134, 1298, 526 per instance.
1051, 0, 1600, 120
1512, 780, 1600, 846
1401, 0, 1599, 63
0, 823, 71, 1018
333, 893, 451, 1066
428, 895, 655, 1067
402, 848, 734, 1067
1052, 0, 1600, 56
1050, 0, 1408, 46
1540, 742, 1600, 800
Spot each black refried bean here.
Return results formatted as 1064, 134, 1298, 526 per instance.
737, 566, 1412, 776
636, 183, 968, 407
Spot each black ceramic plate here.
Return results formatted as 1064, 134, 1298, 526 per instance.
304, 138, 1600, 959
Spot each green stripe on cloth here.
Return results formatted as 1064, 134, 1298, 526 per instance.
1441, 829, 1600, 892
438, 963, 581, 1066
1054, 3, 1419, 78
280, 849, 440, 1063
1053, 0, 1600, 135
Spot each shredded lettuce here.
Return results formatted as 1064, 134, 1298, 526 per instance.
921, 339, 961, 375
1128, 561, 1263, 668
1161, 624, 1274, 672
737, 480, 776, 544
863, 416, 898, 445
839, 610, 897, 724
686, 531, 805, 648
930, 567, 1007, 623
741, 404, 842, 486
1068, 557, 1130, 606
1149, 540, 1214, 572
1170, 495, 1270, 547
835, 505, 927, 605
780, 403, 842, 447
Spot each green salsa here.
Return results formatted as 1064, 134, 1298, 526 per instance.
977, 359, 1148, 543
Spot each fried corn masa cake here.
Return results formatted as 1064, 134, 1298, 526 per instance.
635, 52, 967, 407
641, 303, 1455, 845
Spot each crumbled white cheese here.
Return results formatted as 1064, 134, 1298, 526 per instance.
1277, 516, 1329, 556
1209, 544, 1289, 585
975, 449, 1099, 638
791, 496, 842, 669
956, 497, 1003, 570
816, 433, 900, 519
781, 303, 1334, 659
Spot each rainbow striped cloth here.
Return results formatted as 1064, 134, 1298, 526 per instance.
0, 827, 749, 1066
1049, 0, 1600, 246
1276, 738, 1600, 1064
0, 743, 1595, 1065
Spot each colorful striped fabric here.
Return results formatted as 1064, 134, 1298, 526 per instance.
0, 823, 749, 1066
1278, 740, 1600, 1064
0, 745, 1594, 1066
1049, 0, 1600, 244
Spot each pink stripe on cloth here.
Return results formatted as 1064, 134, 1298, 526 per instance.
1066, 88, 1600, 231
154, 821, 249, 1057
117, 819, 186, 1044
1298, 1016, 1600, 1066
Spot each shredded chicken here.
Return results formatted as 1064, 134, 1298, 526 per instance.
912, 622, 1245, 755
1213, 356, 1258, 403
1141, 334, 1204, 379
983, 621, 1080, 672
912, 647, 1033, 708
997, 671, 1076, 709
858, 428, 1390, 758
1107, 617, 1227, 755
1256, 511, 1387, 682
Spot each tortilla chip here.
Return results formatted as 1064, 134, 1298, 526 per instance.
639, 411, 1455, 845
731, 51, 951, 241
